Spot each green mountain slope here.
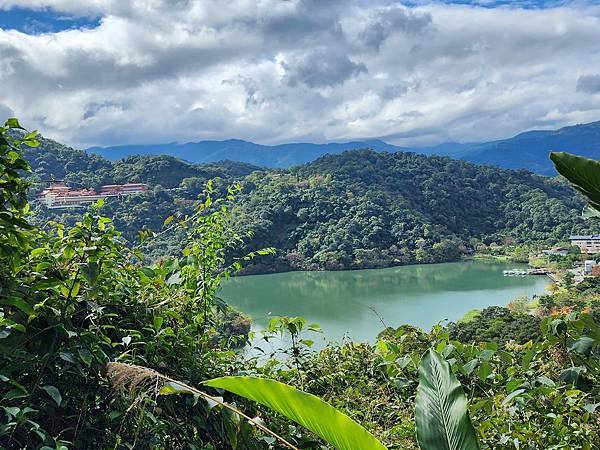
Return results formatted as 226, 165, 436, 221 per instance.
236, 150, 590, 272
26, 137, 592, 272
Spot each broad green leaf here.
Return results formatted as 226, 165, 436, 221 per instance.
0, 297, 33, 315
560, 366, 586, 385
41, 385, 62, 406
139, 267, 156, 278
462, 359, 478, 376
569, 336, 597, 356
70, 281, 80, 298
477, 361, 492, 381
166, 271, 182, 286
582, 206, 600, 219
159, 381, 194, 396
550, 152, 600, 212
59, 352, 77, 365
2, 406, 20, 418
415, 349, 480, 450
501, 388, 526, 406
550, 319, 566, 337
583, 403, 599, 413
80, 262, 99, 283
78, 348, 93, 366
6, 118, 24, 129
204, 376, 387, 450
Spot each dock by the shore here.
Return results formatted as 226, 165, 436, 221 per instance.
503, 268, 549, 276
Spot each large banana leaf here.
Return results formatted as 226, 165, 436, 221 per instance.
415, 349, 479, 450
204, 376, 387, 450
550, 152, 600, 212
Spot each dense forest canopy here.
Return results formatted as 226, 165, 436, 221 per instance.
25, 134, 592, 272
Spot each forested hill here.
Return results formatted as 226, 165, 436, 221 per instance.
87, 120, 600, 175
27, 136, 592, 272
23, 134, 260, 191
236, 150, 589, 272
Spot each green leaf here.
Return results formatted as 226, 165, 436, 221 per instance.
41, 385, 62, 406
80, 262, 99, 283
462, 359, 478, 376
415, 349, 480, 450
163, 215, 174, 226
59, 285, 70, 298
23, 130, 38, 141
59, 352, 77, 365
582, 206, 600, 219
477, 349, 494, 361
70, 281, 80, 298
569, 336, 596, 356
0, 297, 33, 315
502, 388, 526, 406
62, 245, 75, 261
166, 271, 182, 286
78, 348, 93, 366
550, 152, 600, 212
551, 319, 567, 337
535, 376, 555, 387
397, 355, 412, 369
139, 267, 156, 278
6, 118, 24, 129
204, 376, 387, 450
477, 361, 492, 381
560, 366, 586, 385
583, 403, 599, 413
159, 381, 194, 396
2, 406, 20, 418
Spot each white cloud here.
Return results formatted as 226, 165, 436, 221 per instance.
0, 0, 599, 147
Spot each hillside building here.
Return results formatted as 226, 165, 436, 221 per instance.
541, 247, 569, 257
584, 259, 597, 274
570, 235, 600, 254
38, 182, 149, 209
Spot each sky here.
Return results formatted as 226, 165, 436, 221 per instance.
0, 0, 600, 148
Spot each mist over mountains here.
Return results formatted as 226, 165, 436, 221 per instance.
88, 120, 600, 175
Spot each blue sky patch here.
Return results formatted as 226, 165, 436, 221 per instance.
0, 7, 100, 34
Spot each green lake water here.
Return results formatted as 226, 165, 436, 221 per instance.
220, 260, 550, 349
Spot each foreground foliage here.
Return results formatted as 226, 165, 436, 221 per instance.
0, 120, 269, 448
205, 376, 387, 450
415, 349, 478, 450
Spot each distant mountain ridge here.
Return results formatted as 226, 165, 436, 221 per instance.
88, 120, 600, 175
88, 139, 408, 168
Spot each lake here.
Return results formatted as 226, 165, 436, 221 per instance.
220, 260, 550, 350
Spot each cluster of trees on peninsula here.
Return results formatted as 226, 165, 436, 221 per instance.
25, 134, 592, 272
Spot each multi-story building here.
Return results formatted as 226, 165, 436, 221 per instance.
570, 235, 600, 254
99, 183, 149, 196
38, 182, 149, 209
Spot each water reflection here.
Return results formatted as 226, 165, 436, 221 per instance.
220, 261, 549, 346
